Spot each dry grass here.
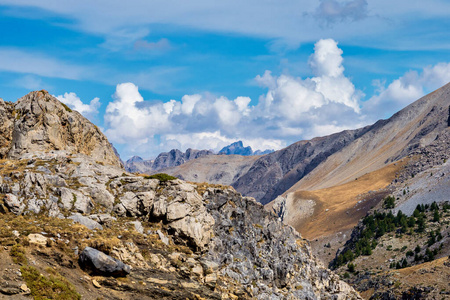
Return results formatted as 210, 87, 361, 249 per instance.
191, 182, 232, 196
286, 161, 404, 240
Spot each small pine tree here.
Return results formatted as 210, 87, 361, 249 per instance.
348, 263, 356, 273
433, 210, 440, 222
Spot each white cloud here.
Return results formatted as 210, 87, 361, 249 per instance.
5, 0, 450, 51
181, 94, 201, 115
308, 38, 344, 77
56, 92, 100, 118
104, 82, 172, 143
104, 39, 367, 158
364, 62, 450, 119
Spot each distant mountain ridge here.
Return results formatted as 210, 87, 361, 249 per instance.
125, 148, 214, 173
124, 141, 273, 174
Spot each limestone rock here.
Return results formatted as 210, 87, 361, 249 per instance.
3, 90, 122, 167
128, 220, 144, 234
0, 98, 14, 159
79, 246, 131, 277
72, 191, 94, 214
3, 193, 25, 215
28, 233, 48, 246
157, 230, 169, 245
82, 185, 115, 211
57, 187, 76, 210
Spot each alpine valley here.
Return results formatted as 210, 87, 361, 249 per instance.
0, 82, 449, 300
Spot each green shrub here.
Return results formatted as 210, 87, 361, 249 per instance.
347, 263, 356, 273
10, 244, 27, 265
144, 173, 177, 182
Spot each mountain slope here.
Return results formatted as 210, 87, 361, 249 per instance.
270, 82, 450, 238
160, 154, 259, 186
290, 82, 450, 192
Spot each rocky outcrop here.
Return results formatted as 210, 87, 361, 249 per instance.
0, 98, 14, 158
0, 90, 122, 167
204, 188, 361, 299
0, 152, 361, 299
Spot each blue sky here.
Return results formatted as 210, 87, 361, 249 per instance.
0, 1, 449, 159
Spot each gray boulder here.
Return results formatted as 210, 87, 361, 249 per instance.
68, 213, 103, 230
79, 246, 131, 277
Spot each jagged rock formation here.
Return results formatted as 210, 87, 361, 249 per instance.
218, 141, 273, 156
152, 148, 214, 171
0, 90, 122, 167
219, 141, 252, 156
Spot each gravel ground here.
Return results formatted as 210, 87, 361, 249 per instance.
394, 160, 450, 216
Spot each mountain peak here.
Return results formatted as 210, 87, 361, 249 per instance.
219, 141, 253, 156
0, 90, 122, 167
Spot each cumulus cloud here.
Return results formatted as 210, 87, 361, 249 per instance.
364, 62, 450, 119
104, 39, 368, 158
56, 92, 100, 118
100, 36, 450, 158
314, 0, 369, 25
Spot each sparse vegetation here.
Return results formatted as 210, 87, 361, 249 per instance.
144, 173, 177, 182
10, 243, 27, 265
61, 102, 73, 113
332, 201, 448, 269
383, 195, 395, 209
21, 266, 81, 300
